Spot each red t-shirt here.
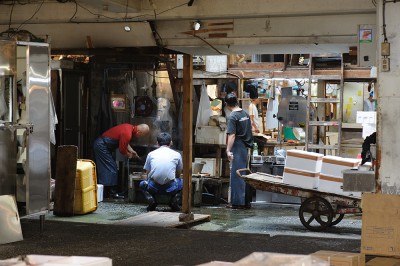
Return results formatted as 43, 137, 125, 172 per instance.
102, 124, 138, 156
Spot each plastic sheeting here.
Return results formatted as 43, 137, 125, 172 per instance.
195, 84, 212, 134
49, 89, 58, 145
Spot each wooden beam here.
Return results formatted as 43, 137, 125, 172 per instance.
181, 54, 193, 218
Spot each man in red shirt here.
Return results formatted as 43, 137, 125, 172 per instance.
93, 123, 150, 198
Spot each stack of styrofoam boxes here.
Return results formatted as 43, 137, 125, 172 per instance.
356, 111, 376, 139
283, 150, 323, 189
319, 156, 361, 197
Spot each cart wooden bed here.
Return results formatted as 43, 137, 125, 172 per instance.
237, 169, 362, 231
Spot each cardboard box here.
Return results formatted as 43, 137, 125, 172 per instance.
285, 150, 323, 173
361, 193, 400, 257
321, 156, 360, 177
283, 167, 319, 189
311, 250, 365, 266
195, 126, 226, 145
366, 257, 400, 266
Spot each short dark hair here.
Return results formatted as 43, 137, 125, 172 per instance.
249, 85, 258, 99
157, 132, 172, 146
225, 92, 238, 107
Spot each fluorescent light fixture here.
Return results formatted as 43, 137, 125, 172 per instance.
193, 21, 201, 31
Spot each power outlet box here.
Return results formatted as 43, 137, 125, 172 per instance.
382, 57, 390, 72
381, 42, 390, 56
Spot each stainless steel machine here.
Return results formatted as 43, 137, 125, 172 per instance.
0, 40, 51, 225
277, 87, 307, 128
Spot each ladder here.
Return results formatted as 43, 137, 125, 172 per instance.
305, 54, 344, 155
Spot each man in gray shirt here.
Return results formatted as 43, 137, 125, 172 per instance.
139, 132, 183, 211
225, 92, 254, 209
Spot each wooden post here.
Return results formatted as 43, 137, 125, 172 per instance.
179, 54, 194, 221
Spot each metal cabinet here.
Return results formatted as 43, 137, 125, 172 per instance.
0, 40, 50, 217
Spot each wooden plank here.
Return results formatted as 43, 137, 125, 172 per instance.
209, 33, 227, 38
182, 54, 193, 215
207, 22, 234, 26
114, 212, 211, 228
182, 28, 233, 35
53, 145, 78, 216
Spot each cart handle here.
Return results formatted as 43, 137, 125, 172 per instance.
236, 168, 252, 178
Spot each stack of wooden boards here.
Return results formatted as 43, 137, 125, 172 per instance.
54, 145, 98, 216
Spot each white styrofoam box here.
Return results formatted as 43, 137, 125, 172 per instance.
318, 174, 360, 197
194, 158, 221, 177
362, 123, 376, 139
24, 255, 112, 266
350, 191, 362, 198
321, 156, 360, 177
285, 150, 323, 173
356, 111, 376, 124
283, 167, 319, 189
195, 126, 226, 145
97, 184, 104, 203
318, 174, 346, 195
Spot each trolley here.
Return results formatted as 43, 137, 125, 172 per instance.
237, 169, 362, 232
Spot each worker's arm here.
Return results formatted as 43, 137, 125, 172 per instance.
249, 115, 259, 133
249, 104, 259, 133
127, 144, 138, 159
226, 133, 236, 161
175, 169, 182, 178
176, 156, 183, 177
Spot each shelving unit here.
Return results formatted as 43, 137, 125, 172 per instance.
306, 54, 344, 155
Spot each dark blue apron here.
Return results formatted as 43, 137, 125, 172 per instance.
93, 137, 119, 186
230, 139, 250, 206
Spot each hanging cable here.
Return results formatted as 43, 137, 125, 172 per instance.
382, 0, 388, 42
8, 0, 15, 32
69, 1, 78, 22
17, 0, 44, 30
192, 34, 224, 55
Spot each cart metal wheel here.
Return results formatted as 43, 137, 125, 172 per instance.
299, 197, 334, 232
329, 214, 345, 227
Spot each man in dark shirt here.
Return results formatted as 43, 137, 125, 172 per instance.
93, 123, 149, 198
225, 93, 253, 209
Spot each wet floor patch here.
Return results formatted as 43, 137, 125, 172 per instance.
42, 201, 362, 239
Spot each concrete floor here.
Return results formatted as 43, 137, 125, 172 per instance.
0, 200, 364, 266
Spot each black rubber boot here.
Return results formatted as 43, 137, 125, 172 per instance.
142, 190, 157, 211
109, 186, 125, 199
169, 193, 181, 212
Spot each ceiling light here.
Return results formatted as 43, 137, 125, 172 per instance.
124, 25, 131, 32
193, 21, 201, 31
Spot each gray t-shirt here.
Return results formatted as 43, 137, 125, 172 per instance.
226, 109, 254, 148
144, 146, 183, 185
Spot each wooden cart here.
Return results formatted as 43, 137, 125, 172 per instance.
237, 169, 362, 232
